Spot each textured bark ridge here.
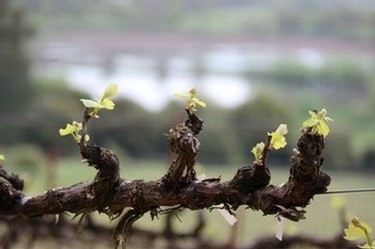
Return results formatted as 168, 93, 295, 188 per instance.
0, 108, 331, 247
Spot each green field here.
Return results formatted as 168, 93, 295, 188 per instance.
13, 157, 375, 247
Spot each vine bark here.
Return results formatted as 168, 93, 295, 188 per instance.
0, 108, 331, 247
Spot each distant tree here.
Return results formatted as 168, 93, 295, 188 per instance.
0, 1, 33, 114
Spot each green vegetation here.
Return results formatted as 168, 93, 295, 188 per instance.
251, 124, 288, 165
174, 87, 206, 112
344, 217, 375, 249
302, 109, 333, 138
0, 2, 34, 114
13, 0, 375, 42
59, 121, 88, 144
59, 84, 118, 144
249, 60, 370, 91
80, 83, 118, 118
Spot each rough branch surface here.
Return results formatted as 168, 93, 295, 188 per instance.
0, 108, 331, 245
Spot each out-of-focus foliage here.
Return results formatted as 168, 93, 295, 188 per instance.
0, 2, 34, 114
13, 0, 375, 42
3, 144, 44, 175
230, 92, 295, 165
250, 60, 369, 92
0, 78, 89, 152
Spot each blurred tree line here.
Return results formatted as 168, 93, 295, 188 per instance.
0, 1, 33, 114
3, 72, 375, 170
13, 0, 375, 42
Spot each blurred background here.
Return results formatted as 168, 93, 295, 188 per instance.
1, 0, 375, 248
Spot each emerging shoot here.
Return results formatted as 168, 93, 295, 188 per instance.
59, 83, 117, 144
344, 216, 375, 249
175, 87, 206, 112
251, 124, 288, 164
59, 121, 89, 144
251, 142, 265, 165
80, 83, 118, 118
302, 108, 333, 138
269, 124, 288, 150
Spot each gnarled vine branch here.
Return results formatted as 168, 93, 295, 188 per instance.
0, 104, 331, 248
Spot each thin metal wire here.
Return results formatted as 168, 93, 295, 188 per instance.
318, 188, 375, 195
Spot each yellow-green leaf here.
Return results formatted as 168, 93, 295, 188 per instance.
59, 124, 76, 136
359, 241, 375, 249
192, 97, 207, 108
271, 132, 287, 150
344, 217, 374, 249
275, 124, 288, 135
344, 223, 367, 241
175, 87, 206, 112
302, 118, 318, 128
58, 121, 85, 144
80, 99, 100, 108
269, 124, 288, 150
351, 217, 373, 234
251, 142, 265, 164
0, 154, 4, 161
318, 120, 330, 137
80, 84, 118, 117
103, 83, 118, 99
302, 109, 333, 138
100, 98, 115, 110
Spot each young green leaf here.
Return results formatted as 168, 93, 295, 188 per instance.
100, 98, 115, 110
59, 121, 88, 144
251, 142, 265, 164
80, 99, 100, 108
175, 87, 206, 112
302, 108, 333, 137
268, 124, 288, 150
344, 216, 374, 249
80, 83, 118, 118
103, 83, 118, 99
0, 154, 4, 161
59, 123, 78, 136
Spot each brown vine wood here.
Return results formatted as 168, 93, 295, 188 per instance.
0, 108, 331, 247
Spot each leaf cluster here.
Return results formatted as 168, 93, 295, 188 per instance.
58, 84, 118, 144
302, 108, 333, 138
80, 84, 118, 118
59, 121, 89, 144
251, 108, 332, 164
251, 124, 288, 164
344, 216, 375, 249
175, 87, 206, 112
